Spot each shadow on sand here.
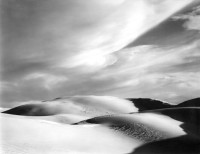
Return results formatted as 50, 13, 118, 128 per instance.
131, 134, 200, 154
131, 108, 200, 154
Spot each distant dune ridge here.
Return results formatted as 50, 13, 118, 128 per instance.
176, 98, 200, 108
127, 98, 173, 111
127, 97, 200, 111
1, 96, 200, 154
3, 96, 138, 117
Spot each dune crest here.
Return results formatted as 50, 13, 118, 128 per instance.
1, 96, 200, 153
3, 95, 138, 117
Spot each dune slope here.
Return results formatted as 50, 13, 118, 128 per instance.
1, 96, 200, 154
127, 98, 173, 111
0, 113, 139, 154
3, 96, 138, 117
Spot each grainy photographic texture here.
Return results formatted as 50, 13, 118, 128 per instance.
0, 0, 200, 153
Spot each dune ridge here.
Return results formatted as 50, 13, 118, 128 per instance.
1, 96, 200, 153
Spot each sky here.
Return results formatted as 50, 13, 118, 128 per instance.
1, 0, 200, 107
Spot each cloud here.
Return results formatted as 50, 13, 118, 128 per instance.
2, 0, 193, 73
172, 5, 200, 31
89, 39, 200, 103
2, 38, 199, 105
58, 0, 193, 69
24, 73, 68, 90
1, 0, 197, 106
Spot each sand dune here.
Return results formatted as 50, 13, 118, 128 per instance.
176, 98, 200, 108
147, 107, 200, 138
132, 135, 200, 154
0, 107, 10, 112
0, 110, 186, 154
5, 96, 199, 118
127, 98, 173, 111
1, 96, 200, 154
76, 112, 186, 141
76, 107, 200, 153
0, 113, 142, 154
127, 97, 200, 111
17, 114, 90, 124
3, 96, 138, 117
132, 107, 200, 154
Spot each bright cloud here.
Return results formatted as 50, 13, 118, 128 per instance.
1, 0, 198, 106
58, 0, 193, 69
90, 39, 200, 103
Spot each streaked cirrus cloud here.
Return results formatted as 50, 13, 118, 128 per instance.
1, 0, 199, 106
172, 5, 200, 31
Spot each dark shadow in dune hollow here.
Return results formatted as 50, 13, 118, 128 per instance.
130, 134, 200, 154
127, 98, 173, 111
130, 108, 200, 154
127, 97, 200, 112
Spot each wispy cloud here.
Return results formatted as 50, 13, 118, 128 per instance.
24, 73, 68, 90
172, 5, 200, 31
91, 39, 200, 101
1, 0, 197, 106
58, 0, 193, 69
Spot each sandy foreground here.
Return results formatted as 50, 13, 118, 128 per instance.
0, 96, 200, 154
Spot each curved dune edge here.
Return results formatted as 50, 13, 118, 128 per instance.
130, 107, 200, 154
2, 96, 138, 117
2, 107, 198, 154
0, 112, 184, 154
75, 111, 187, 139
4, 96, 199, 117
1, 96, 200, 154
1, 113, 141, 154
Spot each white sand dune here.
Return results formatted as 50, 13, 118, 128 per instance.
76, 112, 186, 141
1, 96, 200, 154
0, 107, 10, 112
15, 114, 90, 124
0, 113, 141, 154
3, 96, 138, 117
1, 110, 187, 154
127, 98, 174, 111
